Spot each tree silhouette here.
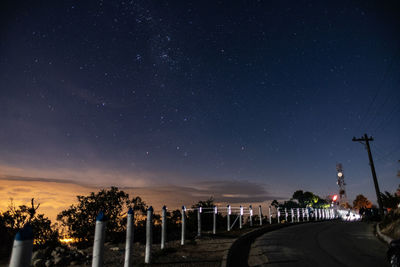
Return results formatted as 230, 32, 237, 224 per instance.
57, 187, 147, 245
353, 194, 372, 210
380, 191, 400, 209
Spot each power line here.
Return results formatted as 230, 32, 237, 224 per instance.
373, 101, 400, 134
357, 51, 400, 133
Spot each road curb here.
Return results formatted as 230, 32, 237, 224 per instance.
221, 223, 296, 267
376, 223, 393, 244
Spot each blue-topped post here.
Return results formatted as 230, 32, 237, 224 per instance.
197, 206, 202, 237
297, 208, 300, 222
227, 205, 231, 231
239, 205, 243, 229
181, 206, 186, 245
268, 206, 272, 224
291, 208, 294, 223
124, 208, 134, 267
213, 206, 217, 234
285, 208, 288, 222
161, 206, 167, 249
145, 206, 153, 264
92, 211, 107, 267
9, 223, 33, 267
249, 205, 253, 227
277, 207, 281, 224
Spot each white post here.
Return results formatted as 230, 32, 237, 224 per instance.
306, 208, 309, 221
124, 208, 134, 267
285, 208, 288, 222
258, 205, 263, 226
213, 206, 217, 234
249, 205, 253, 227
92, 211, 107, 267
302, 208, 305, 221
315, 209, 318, 221
181, 206, 186, 245
297, 208, 300, 223
197, 206, 202, 237
9, 224, 33, 267
269, 206, 272, 224
161, 206, 166, 249
239, 205, 243, 229
291, 208, 294, 223
277, 207, 281, 224
145, 206, 153, 264
227, 205, 231, 231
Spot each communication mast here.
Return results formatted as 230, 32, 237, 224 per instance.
336, 163, 347, 207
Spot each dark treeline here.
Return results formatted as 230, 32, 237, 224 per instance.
2, 186, 399, 260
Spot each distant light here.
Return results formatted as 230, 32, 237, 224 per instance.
333, 195, 338, 201
338, 172, 343, 177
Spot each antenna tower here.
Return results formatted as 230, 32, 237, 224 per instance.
336, 163, 347, 207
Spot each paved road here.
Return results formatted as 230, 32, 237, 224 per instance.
248, 221, 389, 267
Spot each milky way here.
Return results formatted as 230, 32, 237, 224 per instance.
0, 1, 399, 205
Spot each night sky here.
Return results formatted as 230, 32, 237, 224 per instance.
1, 0, 399, 212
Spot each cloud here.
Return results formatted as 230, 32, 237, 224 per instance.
11, 187, 32, 193
0, 175, 282, 221
0, 164, 153, 188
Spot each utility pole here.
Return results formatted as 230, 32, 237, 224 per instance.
352, 134, 384, 218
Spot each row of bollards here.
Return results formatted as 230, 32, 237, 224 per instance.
9, 205, 337, 266
275, 207, 336, 223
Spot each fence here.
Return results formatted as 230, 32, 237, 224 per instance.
8, 205, 337, 266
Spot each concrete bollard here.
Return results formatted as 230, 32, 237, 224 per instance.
277, 207, 281, 224
239, 206, 243, 229
269, 206, 272, 224
297, 208, 300, 222
9, 223, 33, 267
92, 211, 107, 267
213, 206, 217, 234
124, 208, 134, 267
249, 205, 253, 227
290, 208, 293, 223
227, 205, 231, 231
258, 205, 263, 226
285, 208, 288, 222
145, 206, 153, 264
161, 206, 167, 249
197, 206, 202, 237
181, 206, 186, 245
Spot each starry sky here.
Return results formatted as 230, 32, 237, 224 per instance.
0, 0, 399, 215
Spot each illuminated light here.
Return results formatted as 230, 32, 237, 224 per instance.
337, 172, 343, 177
332, 195, 338, 201
59, 237, 79, 244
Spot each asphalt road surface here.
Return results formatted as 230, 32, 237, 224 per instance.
248, 221, 389, 267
